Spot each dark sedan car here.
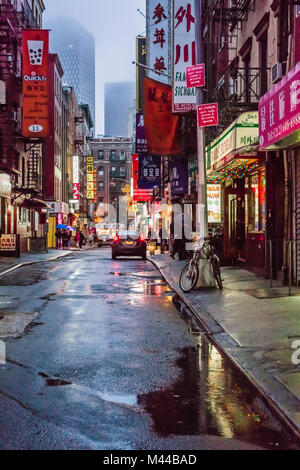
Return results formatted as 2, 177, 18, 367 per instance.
112, 231, 147, 260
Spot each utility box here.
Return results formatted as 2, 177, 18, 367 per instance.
28, 237, 48, 253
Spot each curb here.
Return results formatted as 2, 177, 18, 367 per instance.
0, 251, 74, 278
148, 255, 300, 445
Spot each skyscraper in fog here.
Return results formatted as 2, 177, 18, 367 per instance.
105, 82, 135, 137
46, 17, 96, 127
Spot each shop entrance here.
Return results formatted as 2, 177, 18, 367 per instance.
224, 182, 246, 264
223, 167, 266, 271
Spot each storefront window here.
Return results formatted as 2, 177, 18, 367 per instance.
246, 169, 266, 232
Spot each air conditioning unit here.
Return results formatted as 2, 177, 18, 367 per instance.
272, 62, 283, 84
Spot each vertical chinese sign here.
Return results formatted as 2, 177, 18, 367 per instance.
207, 184, 221, 224
136, 113, 148, 154
146, 0, 171, 85
136, 35, 147, 113
173, 0, 196, 112
86, 157, 94, 200
73, 156, 79, 201
93, 168, 97, 205
132, 154, 153, 202
22, 30, 49, 138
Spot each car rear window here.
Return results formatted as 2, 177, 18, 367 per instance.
119, 231, 140, 240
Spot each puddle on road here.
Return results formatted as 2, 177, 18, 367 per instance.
138, 339, 296, 450
109, 272, 133, 277
46, 378, 72, 387
97, 392, 138, 407
91, 279, 174, 297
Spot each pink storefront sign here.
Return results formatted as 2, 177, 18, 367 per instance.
259, 61, 300, 149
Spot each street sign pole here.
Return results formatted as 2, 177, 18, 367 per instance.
194, 0, 208, 243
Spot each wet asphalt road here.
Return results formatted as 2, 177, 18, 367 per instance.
0, 249, 296, 450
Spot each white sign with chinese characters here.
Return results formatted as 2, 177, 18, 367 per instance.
146, 0, 171, 84
207, 184, 221, 224
173, 0, 196, 112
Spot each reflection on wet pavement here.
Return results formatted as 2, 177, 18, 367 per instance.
0, 249, 297, 450
139, 338, 295, 450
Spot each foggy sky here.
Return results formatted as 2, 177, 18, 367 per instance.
44, 0, 146, 135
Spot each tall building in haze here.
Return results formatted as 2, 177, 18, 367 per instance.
45, 17, 96, 128
105, 82, 135, 137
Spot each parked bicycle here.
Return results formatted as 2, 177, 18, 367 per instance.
179, 238, 223, 293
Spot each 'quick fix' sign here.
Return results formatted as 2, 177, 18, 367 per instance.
22, 30, 49, 138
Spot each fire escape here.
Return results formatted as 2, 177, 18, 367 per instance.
0, 0, 43, 201
0, 0, 22, 174
203, 0, 265, 140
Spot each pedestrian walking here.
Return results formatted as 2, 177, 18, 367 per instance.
67, 230, 72, 250
55, 229, 62, 250
75, 231, 80, 249
62, 230, 69, 250
88, 232, 94, 247
79, 231, 85, 249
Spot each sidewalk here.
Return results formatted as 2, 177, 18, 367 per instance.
0, 250, 74, 277
149, 253, 300, 441
0, 244, 98, 277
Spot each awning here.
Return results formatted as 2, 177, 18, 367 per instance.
259, 61, 300, 150
206, 112, 259, 172
20, 199, 48, 210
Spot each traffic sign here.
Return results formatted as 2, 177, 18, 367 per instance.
186, 64, 205, 88
197, 103, 218, 127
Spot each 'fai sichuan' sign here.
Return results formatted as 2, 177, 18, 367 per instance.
22, 30, 49, 138
173, 0, 196, 112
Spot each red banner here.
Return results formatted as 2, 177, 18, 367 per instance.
22, 30, 49, 138
132, 154, 153, 202
144, 77, 180, 155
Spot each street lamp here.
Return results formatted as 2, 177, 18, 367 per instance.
132, 61, 171, 79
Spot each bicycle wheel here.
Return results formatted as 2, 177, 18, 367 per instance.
211, 258, 223, 290
179, 262, 199, 293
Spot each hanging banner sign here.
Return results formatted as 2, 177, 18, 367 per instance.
138, 155, 161, 189
207, 184, 221, 223
198, 103, 218, 127
173, 0, 196, 112
86, 157, 95, 200
132, 154, 153, 202
170, 160, 188, 195
22, 30, 49, 138
73, 156, 79, 201
186, 64, 205, 88
144, 77, 181, 155
136, 113, 148, 154
146, 0, 171, 85
136, 35, 147, 112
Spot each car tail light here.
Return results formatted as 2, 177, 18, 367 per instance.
139, 234, 145, 242
113, 235, 119, 242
